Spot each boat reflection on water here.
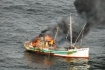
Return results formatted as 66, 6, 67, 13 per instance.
24, 51, 90, 70
24, 50, 53, 68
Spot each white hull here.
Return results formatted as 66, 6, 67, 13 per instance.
54, 48, 89, 58
42, 48, 89, 58
24, 40, 89, 58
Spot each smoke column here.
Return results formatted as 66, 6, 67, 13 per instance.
74, 0, 105, 27
38, 0, 105, 47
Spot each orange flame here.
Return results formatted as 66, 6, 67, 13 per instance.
44, 34, 54, 44
30, 34, 55, 49
30, 36, 41, 47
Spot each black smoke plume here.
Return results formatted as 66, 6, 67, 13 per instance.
37, 0, 105, 47
39, 16, 87, 47
74, 0, 105, 27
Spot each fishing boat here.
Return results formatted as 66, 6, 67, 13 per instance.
24, 16, 89, 58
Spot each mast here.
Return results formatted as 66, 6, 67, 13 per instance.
70, 15, 72, 46
54, 27, 59, 41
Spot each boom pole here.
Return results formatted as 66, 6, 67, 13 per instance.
70, 15, 72, 46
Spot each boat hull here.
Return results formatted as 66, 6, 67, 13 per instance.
24, 41, 89, 58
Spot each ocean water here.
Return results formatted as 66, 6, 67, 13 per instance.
0, 0, 105, 70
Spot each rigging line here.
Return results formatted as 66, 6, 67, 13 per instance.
74, 23, 87, 46
80, 27, 84, 46
66, 29, 69, 41
84, 39, 89, 47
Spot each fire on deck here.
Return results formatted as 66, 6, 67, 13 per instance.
30, 34, 56, 50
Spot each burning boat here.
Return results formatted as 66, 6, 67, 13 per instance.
24, 16, 89, 58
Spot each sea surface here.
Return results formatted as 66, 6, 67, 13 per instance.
0, 0, 105, 70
